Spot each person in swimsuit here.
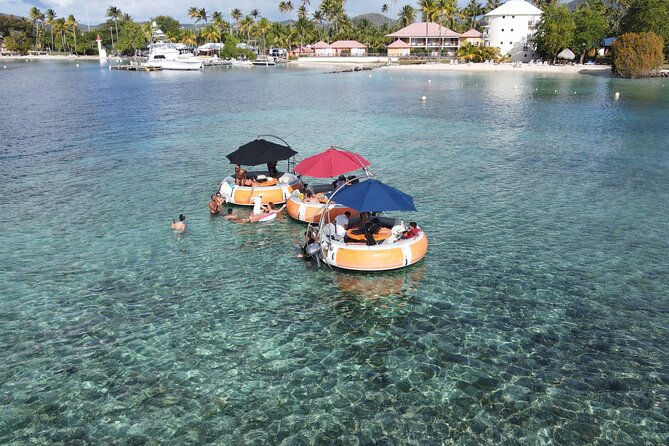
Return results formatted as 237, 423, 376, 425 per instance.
171, 214, 186, 232
267, 161, 278, 178
302, 190, 321, 204
209, 195, 220, 215
224, 208, 239, 220
234, 164, 248, 186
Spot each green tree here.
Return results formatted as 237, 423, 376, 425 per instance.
106, 6, 122, 44
463, 0, 484, 29
535, 4, 576, 63
45, 9, 56, 51
398, 5, 417, 27
116, 20, 147, 55
279, 1, 295, 23
484, 0, 500, 13
231, 8, 243, 35
612, 32, 664, 77
28, 7, 44, 49
152, 16, 180, 36
4, 31, 31, 54
619, 0, 669, 60
573, 0, 609, 64
66, 15, 78, 54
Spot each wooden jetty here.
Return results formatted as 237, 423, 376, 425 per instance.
111, 65, 162, 72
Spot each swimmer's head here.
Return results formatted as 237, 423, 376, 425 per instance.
179, 214, 186, 222
227, 208, 233, 215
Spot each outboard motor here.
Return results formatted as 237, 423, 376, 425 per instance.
304, 241, 322, 268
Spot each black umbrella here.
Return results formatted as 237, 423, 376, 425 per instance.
226, 138, 297, 166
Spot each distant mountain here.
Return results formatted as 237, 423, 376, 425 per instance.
351, 13, 395, 27
565, 0, 617, 10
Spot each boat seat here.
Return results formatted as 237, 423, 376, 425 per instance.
308, 184, 334, 194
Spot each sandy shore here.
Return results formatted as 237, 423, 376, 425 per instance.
380, 62, 613, 76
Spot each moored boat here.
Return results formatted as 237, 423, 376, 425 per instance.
315, 179, 428, 271
287, 147, 370, 223
218, 136, 302, 206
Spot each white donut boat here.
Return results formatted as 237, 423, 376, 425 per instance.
218, 172, 301, 206
318, 218, 428, 271
286, 191, 359, 223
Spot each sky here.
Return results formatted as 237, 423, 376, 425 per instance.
0, 0, 454, 25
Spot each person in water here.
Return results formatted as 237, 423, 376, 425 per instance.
224, 208, 239, 220
215, 192, 225, 209
171, 214, 186, 232
209, 195, 220, 215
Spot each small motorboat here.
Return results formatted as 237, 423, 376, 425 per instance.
218, 136, 302, 206
316, 179, 428, 271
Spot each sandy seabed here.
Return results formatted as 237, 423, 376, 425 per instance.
381, 62, 613, 76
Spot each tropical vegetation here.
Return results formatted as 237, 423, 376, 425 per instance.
2, 0, 665, 67
611, 32, 664, 78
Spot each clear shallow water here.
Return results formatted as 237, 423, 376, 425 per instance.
1, 60, 668, 444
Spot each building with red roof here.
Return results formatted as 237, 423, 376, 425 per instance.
329, 40, 368, 56
386, 22, 461, 57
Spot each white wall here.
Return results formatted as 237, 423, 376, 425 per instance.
485, 14, 541, 61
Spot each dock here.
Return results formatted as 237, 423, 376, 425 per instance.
111, 65, 162, 72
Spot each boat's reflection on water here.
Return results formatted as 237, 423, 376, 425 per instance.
334, 264, 426, 300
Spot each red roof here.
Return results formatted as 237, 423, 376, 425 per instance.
387, 22, 460, 39
387, 40, 411, 49
312, 41, 331, 49
330, 40, 367, 49
460, 28, 482, 38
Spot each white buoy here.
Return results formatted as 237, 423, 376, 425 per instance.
369, 74, 372, 78
3, 66, 6, 69
573, 91, 577, 94
514, 85, 518, 89
554, 90, 557, 93
421, 95, 427, 101
614, 92, 620, 100
428, 79, 431, 83
535, 88, 538, 91
76, 63, 80, 67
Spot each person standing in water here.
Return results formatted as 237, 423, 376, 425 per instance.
171, 214, 186, 232
208, 195, 220, 215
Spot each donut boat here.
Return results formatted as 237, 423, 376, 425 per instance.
218, 172, 301, 206
286, 191, 359, 223
315, 179, 428, 272
319, 217, 428, 271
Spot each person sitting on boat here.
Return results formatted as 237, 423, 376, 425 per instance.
302, 190, 321, 204
171, 214, 186, 232
234, 164, 251, 186
402, 222, 421, 239
347, 175, 359, 185
209, 195, 220, 215
267, 161, 279, 178
332, 175, 347, 190
334, 211, 351, 237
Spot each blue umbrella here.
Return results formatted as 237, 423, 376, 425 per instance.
329, 179, 417, 212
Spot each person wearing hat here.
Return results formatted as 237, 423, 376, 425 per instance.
333, 175, 346, 190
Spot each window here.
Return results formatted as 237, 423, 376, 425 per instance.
502, 15, 505, 18
500, 42, 503, 45
512, 16, 515, 18
524, 54, 527, 58
511, 29, 514, 32
502, 28, 504, 32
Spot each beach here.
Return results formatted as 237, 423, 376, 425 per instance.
382, 61, 613, 76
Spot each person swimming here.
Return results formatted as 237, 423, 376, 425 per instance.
171, 214, 186, 232
224, 208, 239, 220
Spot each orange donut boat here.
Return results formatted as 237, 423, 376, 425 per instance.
219, 173, 301, 206
286, 192, 359, 223
319, 223, 428, 271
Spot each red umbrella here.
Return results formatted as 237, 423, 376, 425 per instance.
294, 147, 370, 178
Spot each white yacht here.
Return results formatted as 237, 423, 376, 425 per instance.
143, 43, 203, 71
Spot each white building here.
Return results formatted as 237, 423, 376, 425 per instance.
483, 0, 543, 62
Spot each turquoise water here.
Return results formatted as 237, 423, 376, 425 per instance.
1, 60, 668, 444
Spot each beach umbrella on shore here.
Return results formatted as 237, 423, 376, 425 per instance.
227, 138, 297, 166
329, 179, 416, 212
557, 49, 575, 60
294, 147, 370, 178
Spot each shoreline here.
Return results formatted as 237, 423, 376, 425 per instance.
380, 62, 613, 76
1, 54, 102, 61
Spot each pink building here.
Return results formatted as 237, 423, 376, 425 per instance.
329, 40, 368, 56
312, 40, 333, 57
387, 39, 411, 57
460, 28, 483, 46
386, 22, 460, 56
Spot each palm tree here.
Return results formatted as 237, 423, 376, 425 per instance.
251, 9, 261, 20
198, 8, 209, 24
398, 5, 417, 27
312, 9, 326, 38
463, 0, 484, 29
257, 17, 272, 55
65, 15, 78, 54
29, 7, 44, 49
106, 6, 121, 43
382, 4, 389, 15
212, 12, 229, 44
239, 16, 254, 43
53, 18, 67, 52
485, 0, 501, 13
45, 9, 56, 51
201, 25, 220, 43
231, 8, 243, 36
187, 6, 199, 22
279, 1, 294, 24
181, 29, 197, 47
418, 0, 436, 51
434, 0, 457, 60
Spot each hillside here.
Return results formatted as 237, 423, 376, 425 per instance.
351, 13, 395, 26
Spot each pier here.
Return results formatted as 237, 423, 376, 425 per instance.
110, 65, 162, 72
